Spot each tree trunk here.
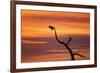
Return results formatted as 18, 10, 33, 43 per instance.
64, 44, 75, 60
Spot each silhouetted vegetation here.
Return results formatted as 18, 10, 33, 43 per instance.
49, 26, 86, 60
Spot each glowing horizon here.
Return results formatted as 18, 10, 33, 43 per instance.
22, 40, 48, 45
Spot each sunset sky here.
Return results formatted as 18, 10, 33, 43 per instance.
21, 10, 90, 38
21, 10, 90, 63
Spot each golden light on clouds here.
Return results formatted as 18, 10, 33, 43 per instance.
21, 10, 90, 38
22, 40, 48, 45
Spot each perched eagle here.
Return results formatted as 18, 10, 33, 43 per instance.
48, 26, 55, 31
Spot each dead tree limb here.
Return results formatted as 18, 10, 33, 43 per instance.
49, 26, 75, 60
74, 53, 87, 59
49, 25, 86, 60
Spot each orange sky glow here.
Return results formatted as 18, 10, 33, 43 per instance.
22, 40, 48, 45
21, 10, 90, 38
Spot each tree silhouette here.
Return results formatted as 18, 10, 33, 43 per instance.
49, 26, 86, 60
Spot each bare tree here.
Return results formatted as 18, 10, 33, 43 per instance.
49, 26, 86, 60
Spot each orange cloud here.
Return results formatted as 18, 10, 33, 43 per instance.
21, 10, 90, 38
22, 40, 48, 45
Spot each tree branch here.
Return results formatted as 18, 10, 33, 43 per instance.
53, 28, 75, 60
67, 36, 72, 45
54, 29, 64, 44
74, 53, 87, 59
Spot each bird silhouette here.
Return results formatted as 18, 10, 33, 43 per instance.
49, 26, 55, 31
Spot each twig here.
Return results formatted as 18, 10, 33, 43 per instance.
74, 53, 87, 59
